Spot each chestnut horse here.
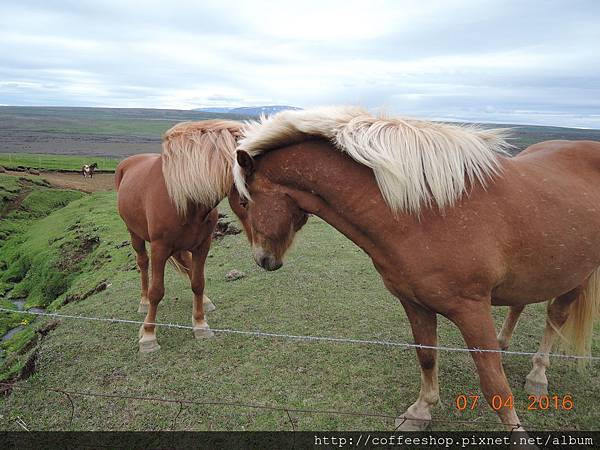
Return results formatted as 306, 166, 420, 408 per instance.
233, 106, 600, 431
116, 120, 248, 353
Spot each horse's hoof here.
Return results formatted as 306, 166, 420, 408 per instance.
194, 326, 215, 339
524, 374, 548, 398
203, 300, 216, 313
138, 303, 149, 314
139, 338, 160, 353
394, 415, 430, 431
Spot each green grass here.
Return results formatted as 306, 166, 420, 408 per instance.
0, 174, 90, 378
0, 180, 598, 431
0, 154, 120, 172
0, 190, 129, 311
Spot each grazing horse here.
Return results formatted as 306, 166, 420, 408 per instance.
233, 106, 600, 431
82, 162, 98, 178
116, 120, 248, 353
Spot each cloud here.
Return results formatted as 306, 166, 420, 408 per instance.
0, 0, 599, 127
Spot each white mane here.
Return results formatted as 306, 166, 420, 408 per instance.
234, 106, 511, 214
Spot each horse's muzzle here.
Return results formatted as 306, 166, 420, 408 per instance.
253, 247, 283, 271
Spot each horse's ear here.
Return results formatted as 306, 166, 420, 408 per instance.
236, 150, 255, 177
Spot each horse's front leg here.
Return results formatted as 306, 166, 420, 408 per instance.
450, 299, 524, 431
395, 299, 439, 431
191, 237, 214, 338
138, 242, 170, 353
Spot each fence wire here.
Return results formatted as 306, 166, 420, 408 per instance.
1, 307, 598, 361
0, 382, 526, 431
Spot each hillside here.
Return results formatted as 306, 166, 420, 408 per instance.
2, 106, 599, 159
0, 107, 251, 158
0, 169, 598, 431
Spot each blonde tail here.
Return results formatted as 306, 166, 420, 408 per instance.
559, 267, 600, 368
168, 251, 192, 275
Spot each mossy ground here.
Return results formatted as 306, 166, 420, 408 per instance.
0, 173, 598, 431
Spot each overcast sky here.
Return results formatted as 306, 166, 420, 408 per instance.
1, 0, 599, 128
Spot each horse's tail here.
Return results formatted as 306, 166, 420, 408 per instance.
114, 162, 125, 190
168, 251, 192, 276
557, 267, 600, 367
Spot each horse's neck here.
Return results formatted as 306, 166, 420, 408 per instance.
266, 142, 410, 259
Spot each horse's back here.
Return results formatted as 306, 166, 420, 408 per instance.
517, 139, 600, 165
511, 140, 600, 191
115, 154, 160, 189
490, 140, 600, 303
116, 154, 165, 240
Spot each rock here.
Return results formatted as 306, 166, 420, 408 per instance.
225, 269, 246, 282
212, 216, 242, 240
28, 168, 40, 175
0, 166, 6, 173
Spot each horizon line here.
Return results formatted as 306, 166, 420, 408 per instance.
0, 104, 599, 131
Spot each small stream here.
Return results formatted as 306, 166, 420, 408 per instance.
0, 297, 47, 364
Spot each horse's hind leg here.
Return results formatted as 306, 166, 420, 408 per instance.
172, 251, 215, 313
497, 305, 525, 350
139, 241, 170, 353
524, 287, 582, 397
190, 237, 214, 338
395, 299, 439, 431
130, 232, 150, 314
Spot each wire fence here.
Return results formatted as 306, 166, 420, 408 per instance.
0, 305, 597, 432
0, 307, 599, 361
0, 382, 527, 432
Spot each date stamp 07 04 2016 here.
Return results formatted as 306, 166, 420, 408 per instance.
455, 394, 574, 412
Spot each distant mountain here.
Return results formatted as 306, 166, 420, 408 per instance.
193, 107, 236, 114
193, 105, 301, 117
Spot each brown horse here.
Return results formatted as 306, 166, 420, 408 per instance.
82, 162, 98, 178
116, 120, 248, 353
233, 106, 600, 431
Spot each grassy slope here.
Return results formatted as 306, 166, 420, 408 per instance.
0, 154, 120, 172
0, 175, 130, 380
0, 189, 598, 431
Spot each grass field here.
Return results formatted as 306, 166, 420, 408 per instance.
0, 106, 252, 157
0, 153, 120, 172
0, 172, 598, 432
2, 106, 600, 158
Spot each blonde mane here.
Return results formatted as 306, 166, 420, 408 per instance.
162, 119, 243, 215
234, 106, 512, 214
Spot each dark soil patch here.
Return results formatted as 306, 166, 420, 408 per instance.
56, 233, 100, 273
0, 188, 29, 218
213, 214, 241, 240
63, 280, 109, 306
0, 321, 59, 396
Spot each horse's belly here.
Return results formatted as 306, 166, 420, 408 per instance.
492, 253, 600, 306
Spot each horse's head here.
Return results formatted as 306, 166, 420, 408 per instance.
234, 150, 308, 271
90, 162, 98, 169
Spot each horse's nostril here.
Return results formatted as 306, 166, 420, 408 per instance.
263, 257, 282, 271
255, 253, 282, 271
268, 259, 283, 271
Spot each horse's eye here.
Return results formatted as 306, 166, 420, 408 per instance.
240, 200, 248, 208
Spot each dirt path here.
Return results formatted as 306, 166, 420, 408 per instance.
3, 170, 115, 193
40, 172, 115, 193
